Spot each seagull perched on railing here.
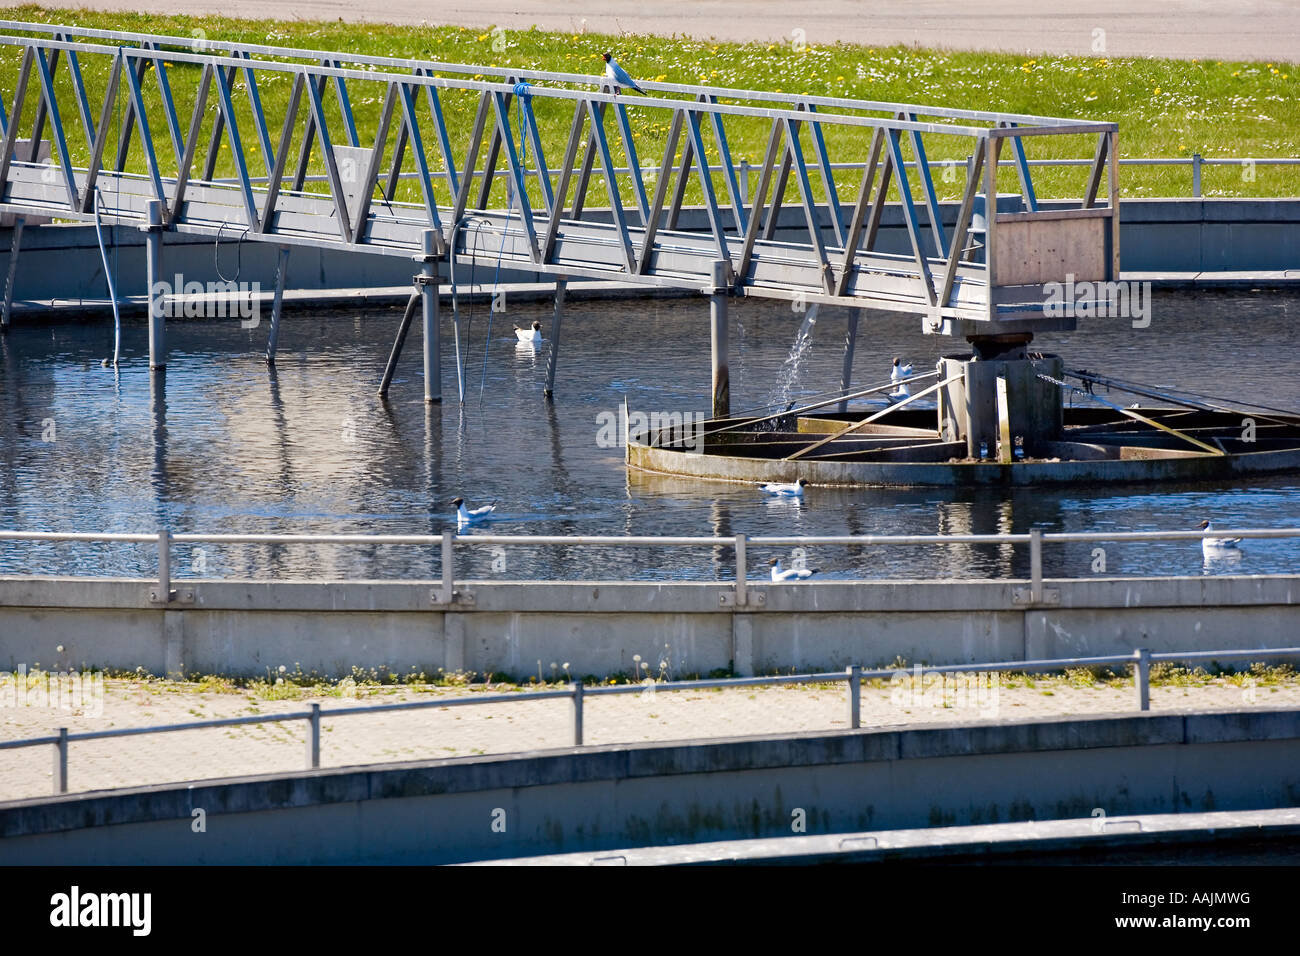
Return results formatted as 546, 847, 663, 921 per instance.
769, 558, 818, 581
452, 497, 496, 526
602, 53, 645, 95
758, 478, 808, 497
1198, 519, 1242, 554
514, 320, 542, 345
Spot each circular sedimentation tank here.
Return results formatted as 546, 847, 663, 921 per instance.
627, 346, 1300, 488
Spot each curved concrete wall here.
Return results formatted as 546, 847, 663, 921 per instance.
2, 709, 1297, 864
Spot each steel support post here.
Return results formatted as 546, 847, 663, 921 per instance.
265, 245, 290, 364
544, 277, 567, 399
144, 200, 165, 368
709, 260, 730, 419
1, 215, 25, 330
420, 230, 441, 404
838, 310, 859, 414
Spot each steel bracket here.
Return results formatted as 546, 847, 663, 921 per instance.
1012, 587, 1060, 607
431, 588, 474, 607
720, 589, 765, 608
149, 588, 195, 605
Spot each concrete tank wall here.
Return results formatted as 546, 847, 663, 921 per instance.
2, 709, 1297, 864
0, 574, 1296, 679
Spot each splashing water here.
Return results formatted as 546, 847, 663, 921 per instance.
768, 304, 820, 410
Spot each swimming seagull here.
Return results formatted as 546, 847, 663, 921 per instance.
1198, 519, 1242, 553
769, 558, 819, 582
452, 497, 496, 525
758, 478, 808, 496
891, 357, 914, 383
514, 320, 542, 345
602, 53, 645, 95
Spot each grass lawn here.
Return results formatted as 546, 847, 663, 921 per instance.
0, 6, 1296, 208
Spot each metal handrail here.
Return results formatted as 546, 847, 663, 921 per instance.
6, 644, 1298, 795
1, 526, 1298, 604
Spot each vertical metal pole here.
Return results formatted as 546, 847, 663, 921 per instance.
1029, 528, 1042, 604
1, 215, 25, 330
441, 530, 454, 603
53, 727, 68, 794
739, 159, 749, 205
145, 199, 165, 369
158, 527, 171, 602
265, 245, 290, 364
838, 310, 859, 413
983, 136, 998, 301
544, 277, 567, 398
306, 702, 321, 768
1191, 153, 1202, 198
1107, 129, 1121, 282
709, 260, 730, 419
734, 533, 747, 607
1135, 648, 1151, 711
572, 680, 584, 746
420, 230, 441, 404
846, 665, 861, 729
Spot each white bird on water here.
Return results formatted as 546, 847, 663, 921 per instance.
1199, 519, 1242, 554
452, 497, 496, 526
602, 53, 645, 95
769, 558, 818, 582
514, 320, 542, 345
759, 478, 808, 497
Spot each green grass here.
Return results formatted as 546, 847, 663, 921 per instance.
1, 5, 1297, 213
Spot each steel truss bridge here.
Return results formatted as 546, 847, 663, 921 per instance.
0, 20, 1119, 406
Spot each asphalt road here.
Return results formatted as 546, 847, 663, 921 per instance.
20, 0, 1300, 61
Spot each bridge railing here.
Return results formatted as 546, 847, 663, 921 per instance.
0, 19, 1116, 327
0, 527, 1297, 604
3, 641, 1297, 795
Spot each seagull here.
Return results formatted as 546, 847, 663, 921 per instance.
769, 558, 818, 582
452, 497, 496, 525
1199, 519, 1242, 553
758, 478, 808, 496
887, 380, 911, 403
891, 357, 914, 383
602, 53, 645, 95
514, 320, 542, 345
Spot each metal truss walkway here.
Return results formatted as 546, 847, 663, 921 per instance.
0, 20, 1119, 406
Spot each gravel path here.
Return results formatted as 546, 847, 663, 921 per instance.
24, 1, 1300, 61
2, 674, 1293, 802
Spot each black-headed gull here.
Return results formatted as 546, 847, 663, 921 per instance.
602, 53, 645, 95
891, 357, 914, 383
514, 320, 542, 345
452, 497, 496, 525
769, 558, 818, 581
1199, 519, 1242, 553
759, 478, 808, 496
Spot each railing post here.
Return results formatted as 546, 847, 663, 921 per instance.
306, 702, 321, 768
739, 158, 749, 205
53, 727, 68, 794
441, 530, 454, 603
1191, 153, 1202, 198
1134, 648, 1151, 711
572, 680, 584, 746
1029, 528, 1043, 604
846, 665, 861, 729
734, 533, 747, 607
158, 527, 171, 603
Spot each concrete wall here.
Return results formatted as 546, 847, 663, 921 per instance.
1, 574, 1296, 679
2, 709, 1297, 864
3, 198, 1297, 310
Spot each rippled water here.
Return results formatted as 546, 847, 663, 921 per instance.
1, 289, 1298, 580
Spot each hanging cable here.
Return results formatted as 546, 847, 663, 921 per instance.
214, 219, 250, 282
92, 187, 122, 368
